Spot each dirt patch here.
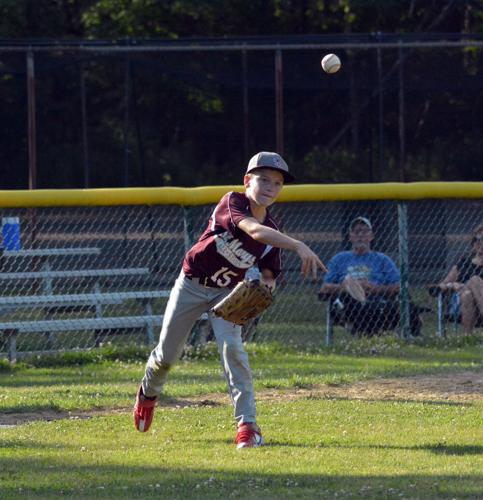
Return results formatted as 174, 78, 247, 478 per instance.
264, 370, 483, 405
1, 370, 481, 427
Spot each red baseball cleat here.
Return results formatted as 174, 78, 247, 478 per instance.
133, 386, 157, 432
235, 423, 264, 449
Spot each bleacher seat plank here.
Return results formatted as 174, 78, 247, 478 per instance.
0, 268, 150, 280
0, 290, 170, 306
0, 315, 164, 332
2, 248, 101, 257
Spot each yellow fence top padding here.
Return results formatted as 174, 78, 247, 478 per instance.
0, 182, 481, 208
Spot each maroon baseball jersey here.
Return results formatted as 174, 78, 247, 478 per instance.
182, 191, 282, 288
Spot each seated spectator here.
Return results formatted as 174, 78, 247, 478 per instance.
318, 216, 421, 337
438, 224, 483, 335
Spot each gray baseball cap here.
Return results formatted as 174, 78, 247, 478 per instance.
349, 216, 373, 231
246, 151, 295, 183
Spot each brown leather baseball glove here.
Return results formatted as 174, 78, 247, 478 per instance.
211, 280, 273, 325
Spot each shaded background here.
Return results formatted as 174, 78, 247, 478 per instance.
1, 0, 483, 188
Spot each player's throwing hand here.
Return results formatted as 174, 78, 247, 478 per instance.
294, 241, 327, 279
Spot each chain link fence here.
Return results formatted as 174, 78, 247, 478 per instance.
1, 37, 483, 189
0, 196, 481, 360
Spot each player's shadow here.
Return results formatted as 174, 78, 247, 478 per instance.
157, 395, 225, 408
191, 440, 483, 455
311, 442, 483, 456
306, 395, 473, 407
381, 443, 483, 456
186, 437, 315, 448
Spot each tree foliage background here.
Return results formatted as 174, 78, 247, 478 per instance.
0, 0, 483, 188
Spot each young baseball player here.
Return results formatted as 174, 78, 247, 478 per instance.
134, 151, 326, 448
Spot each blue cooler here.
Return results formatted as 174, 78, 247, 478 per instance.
2, 217, 22, 251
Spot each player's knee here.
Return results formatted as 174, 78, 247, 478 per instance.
224, 337, 242, 353
147, 357, 172, 372
223, 338, 246, 361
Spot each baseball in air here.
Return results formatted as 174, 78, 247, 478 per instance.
321, 53, 341, 74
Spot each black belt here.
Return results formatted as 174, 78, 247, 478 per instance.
186, 275, 220, 288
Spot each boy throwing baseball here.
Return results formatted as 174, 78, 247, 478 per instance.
134, 151, 326, 448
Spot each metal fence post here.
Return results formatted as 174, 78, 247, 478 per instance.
398, 201, 411, 339
183, 206, 194, 253
26, 49, 37, 190
80, 62, 90, 188
242, 46, 249, 161
437, 292, 445, 337
325, 300, 333, 346
7, 330, 17, 364
275, 48, 284, 155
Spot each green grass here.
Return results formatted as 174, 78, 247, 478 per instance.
0, 339, 481, 413
0, 339, 482, 499
0, 399, 481, 499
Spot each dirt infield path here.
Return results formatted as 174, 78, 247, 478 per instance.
272, 369, 483, 404
2, 370, 482, 427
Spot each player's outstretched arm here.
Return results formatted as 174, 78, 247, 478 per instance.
293, 240, 327, 279
238, 218, 327, 279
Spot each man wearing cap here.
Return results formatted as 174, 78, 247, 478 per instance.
134, 151, 326, 448
319, 216, 410, 336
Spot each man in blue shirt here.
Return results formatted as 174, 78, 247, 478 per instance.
319, 216, 420, 336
